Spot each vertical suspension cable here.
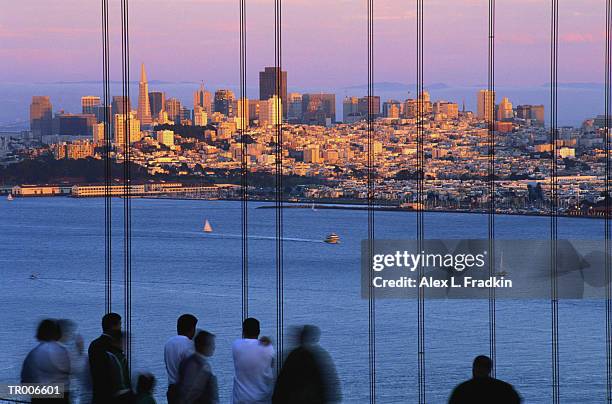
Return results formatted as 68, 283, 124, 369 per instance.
101, 0, 112, 314
239, 0, 249, 322
549, 0, 560, 401
120, 0, 132, 368
367, 0, 376, 402
416, 0, 425, 401
274, 0, 284, 373
487, 0, 497, 378
605, 0, 612, 400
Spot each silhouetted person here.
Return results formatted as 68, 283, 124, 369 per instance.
165, 314, 198, 404
21, 319, 71, 404
232, 317, 275, 404
272, 325, 341, 404
88, 312, 122, 404
135, 373, 157, 404
106, 330, 133, 403
58, 319, 85, 402
449, 355, 521, 404
177, 330, 219, 404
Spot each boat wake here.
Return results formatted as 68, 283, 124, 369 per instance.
202, 233, 325, 243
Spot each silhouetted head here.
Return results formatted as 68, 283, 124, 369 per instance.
177, 314, 198, 339
110, 330, 126, 349
472, 355, 492, 378
102, 312, 122, 334
242, 317, 260, 339
136, 373, 156, 395
194, 330, 216, 357
36, 319, 61, 342
300, 325, 321, 346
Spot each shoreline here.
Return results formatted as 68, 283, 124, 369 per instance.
7, 193, 604, 221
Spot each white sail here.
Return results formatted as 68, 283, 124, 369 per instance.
203, 220, 213, 233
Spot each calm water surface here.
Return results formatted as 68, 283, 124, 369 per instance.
0, 197, 607, 403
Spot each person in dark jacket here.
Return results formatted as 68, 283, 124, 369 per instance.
88, 312, 123, 404
106, 330, 133, 404
272, 325, 341, 404
449, 355, 521, 404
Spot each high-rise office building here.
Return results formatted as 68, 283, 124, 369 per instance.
114, 112, 141, 145
137, 64, 152, 127
111, 96, 131, 117
259, 95, 282, 126
302, 93, 336, 126
357, 96, 381, 118
477, 89, 495, 122
214, 89, 235, 117
30, 96, 53, 139
164, 98, 182, 124
259, 67, 287, 118
194, 84, 213, 115
343, 96, 359, 122
193, 106, 208, 127
81, 96, 101, 115
287, 93, 303, 122
382, 100, 402, 118
52, 113, 96, 137
432, 101, 459, 119
149, 91, 165, 119
497, 97, 513, 121
516, 104, 545, 126
236, 98, 249, 130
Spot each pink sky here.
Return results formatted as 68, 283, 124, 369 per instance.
0, 0, 607, 88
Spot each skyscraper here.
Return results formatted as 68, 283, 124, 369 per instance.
259, 95, 282, 126
164, 98, 182, 124
30, 96, 53, 139
194, 84, 213, 115
477, 89, 495, 122
149, 91, 165, 119
81, 96, 101, 115
114, 112, 141, 145
343, 96, 359, 122
214, 89, 235, 117
259, 67, 287, 118
302, 93, 336, 126
357, 96, 381, 118
137, 64, 152, 127
111, 96, 131, 117
287, 93, 303, 122
497, 97, 513, 121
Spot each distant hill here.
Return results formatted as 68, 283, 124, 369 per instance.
343, 82, 449, 92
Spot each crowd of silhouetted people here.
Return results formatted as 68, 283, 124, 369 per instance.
19, 314, 521, 403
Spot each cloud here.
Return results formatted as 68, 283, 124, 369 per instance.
560, 32, 598, 44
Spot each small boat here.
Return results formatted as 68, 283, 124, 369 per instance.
495, 270, 508, 277
324, 233, 340, 244
311, 203, 317, 211
203, 220, 213, 233
7, 194, 14, 201
30, 273, 38, 280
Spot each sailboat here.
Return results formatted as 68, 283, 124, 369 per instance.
7, 194, 14, 201
203, 219, 213, 233
311, 203, 317, 211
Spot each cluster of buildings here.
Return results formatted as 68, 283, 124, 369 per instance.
3, 64, 611, 216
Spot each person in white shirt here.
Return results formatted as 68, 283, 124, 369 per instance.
164, 314, 198, 404
21, 319, 71, 404
232, 317, 275, 404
